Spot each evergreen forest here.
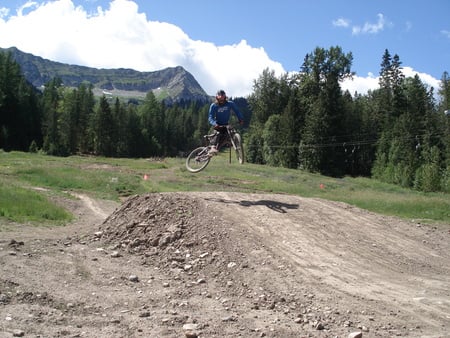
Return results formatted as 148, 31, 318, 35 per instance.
1, 47, 449, 192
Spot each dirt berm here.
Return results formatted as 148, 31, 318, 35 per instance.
1, 191, 449, 337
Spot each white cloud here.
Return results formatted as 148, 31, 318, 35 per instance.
352, 13, 388, 35
0, 7, 10, 18
17, 1, 39, 16
0, 0, 284, 97
404, 21, 412, 33
334, 13, 390, 36
332, 18, 350, 28
340, 67, 441, 97
441, 30, 450, 38
402, 66, 441, 90
341, 72, 379, 95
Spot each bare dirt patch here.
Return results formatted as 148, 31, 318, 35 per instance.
1, 191, 449, 337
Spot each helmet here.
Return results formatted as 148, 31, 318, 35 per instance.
216, 89, 226, 104
216, 89, 226, 97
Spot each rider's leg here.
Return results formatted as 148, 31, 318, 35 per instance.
217, 131, 227, 148
209, 131, 220, 155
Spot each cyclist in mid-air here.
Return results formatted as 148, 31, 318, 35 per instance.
208, 89, 244, 155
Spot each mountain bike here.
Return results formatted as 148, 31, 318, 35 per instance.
185, 125, 244, 173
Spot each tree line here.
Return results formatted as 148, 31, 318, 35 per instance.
1, 47, 449, 192
246, 47, 449, 192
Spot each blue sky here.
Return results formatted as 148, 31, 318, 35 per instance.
1, 0, 449, 97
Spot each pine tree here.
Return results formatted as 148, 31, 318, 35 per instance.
298, 46, 353, 176
0, 51, 42, 151
92, 96, 115, 156
262, 114, 283, 166
139, 92, 165, 156
248, 68, 285, 126
77, 83, 95, 154
42, 78, 63, 155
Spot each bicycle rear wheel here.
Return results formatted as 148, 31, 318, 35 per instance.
186, 147, 211, 172
233, 133, 244, 164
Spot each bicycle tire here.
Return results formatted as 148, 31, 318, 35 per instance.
186, 146, 211, 173
233, 133, 244, 164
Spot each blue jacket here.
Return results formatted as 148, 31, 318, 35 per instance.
208, 100, 244, 126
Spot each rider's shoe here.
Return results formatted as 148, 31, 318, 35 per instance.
208, 146, 218, 156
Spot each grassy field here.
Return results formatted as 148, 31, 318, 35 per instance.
1, 150, 449, 227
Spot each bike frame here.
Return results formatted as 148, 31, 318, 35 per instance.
185, 124, 243, 173
208, 125, 239, 162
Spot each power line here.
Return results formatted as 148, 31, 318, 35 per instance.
244, 130, 447, 150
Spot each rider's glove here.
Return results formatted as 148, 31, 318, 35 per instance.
214, 125, 221, 130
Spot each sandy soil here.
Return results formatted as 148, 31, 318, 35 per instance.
1, 191, 449, 337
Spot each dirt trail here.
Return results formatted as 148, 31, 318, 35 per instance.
196, 192, 450, 332
1, 191, 449, 337
71, 193, 113, 220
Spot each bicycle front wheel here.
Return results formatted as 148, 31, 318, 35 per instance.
186, 147, 211, 173
233, 133, 244, 164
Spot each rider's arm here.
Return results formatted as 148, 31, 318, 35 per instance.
229, 101, 244, 123
208, 103, 217, 126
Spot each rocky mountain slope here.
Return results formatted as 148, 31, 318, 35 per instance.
1, 46, 210, 103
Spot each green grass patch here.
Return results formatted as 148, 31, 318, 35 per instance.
338, 190, 450, 222
0, 181, 72, 226
0, 151, 164, 200
1, 150, 449, 226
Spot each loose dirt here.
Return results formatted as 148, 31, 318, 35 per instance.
1, 191, 449, 337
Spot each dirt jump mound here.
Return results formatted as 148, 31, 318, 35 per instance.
93, 192, 450, 337
99, 193, 210, 253
97, 193, 246, 274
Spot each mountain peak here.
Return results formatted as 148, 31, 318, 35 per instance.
1, 47, 211, 103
